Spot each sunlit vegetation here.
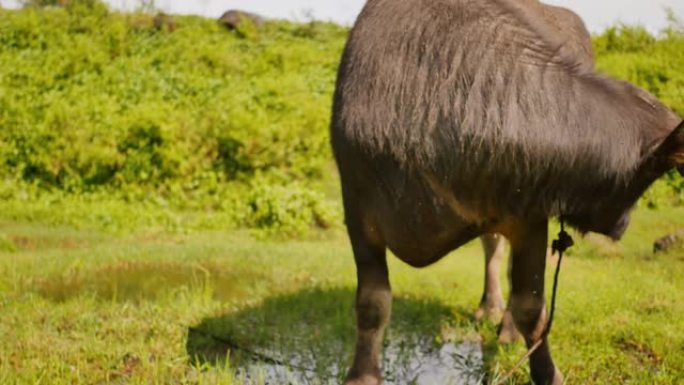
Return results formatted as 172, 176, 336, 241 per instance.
0, 1, 681, 234
0, 0, 347, 235
1, 1, 684, 384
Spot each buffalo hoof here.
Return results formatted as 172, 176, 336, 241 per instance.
343, 374, 382, 385
532, 367, 565, 385
551, 367, 564, 385
497, 310, 521, 344
474, 299, 505, 322
474, 305, 504, 322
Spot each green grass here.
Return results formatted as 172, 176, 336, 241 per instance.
2, 206, 684, 384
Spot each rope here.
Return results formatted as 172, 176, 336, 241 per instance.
493, 216, 573, 385
547, 219, 574, 336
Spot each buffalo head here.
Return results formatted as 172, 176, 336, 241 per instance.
568, 120, 684, 240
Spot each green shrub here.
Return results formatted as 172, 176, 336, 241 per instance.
594, 24, 684, 115
0, 4, 682, 234
244, 179, 337, 237
0, 4, 347, 234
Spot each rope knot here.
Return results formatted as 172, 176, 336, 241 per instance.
552, 230, 574, 254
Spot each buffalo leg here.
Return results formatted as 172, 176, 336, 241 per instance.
475, 233, 506, 320
344, 217, 391, 385
507, 220, 563, 385
497, 303, 521, 344
475, 234, 520, 343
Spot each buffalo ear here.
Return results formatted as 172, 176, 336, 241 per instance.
656, 120, 684, 172
671, 121, 684, 169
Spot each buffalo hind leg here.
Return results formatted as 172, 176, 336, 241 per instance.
476, 234, 520, 343
507, 220, 563, 385
475, 234, 506, 321
344, 217, 391, 385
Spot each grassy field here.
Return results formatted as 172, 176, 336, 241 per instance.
2, 206, 684, 384
2, 3, 684, 385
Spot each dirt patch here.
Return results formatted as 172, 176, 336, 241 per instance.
614, 335, 662, 368
10, 235, 88, 251
33, 260, 264, 303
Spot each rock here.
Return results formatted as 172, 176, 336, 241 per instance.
653, 229, 684, 253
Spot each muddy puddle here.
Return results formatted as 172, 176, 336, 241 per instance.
188, 288, 486, 385
235, 340, 484, 385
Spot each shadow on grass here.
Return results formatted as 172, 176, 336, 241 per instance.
187, 287, 487, 385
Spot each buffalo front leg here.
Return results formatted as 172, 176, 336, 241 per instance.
507, 220, 563, 385
344, 220, 391, 385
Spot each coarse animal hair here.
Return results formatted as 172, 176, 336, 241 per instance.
332, 2, 684, 383
333, 0, 680, 218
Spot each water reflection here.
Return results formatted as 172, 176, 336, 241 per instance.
188, 288, 485, 385
236, 341, 483, 385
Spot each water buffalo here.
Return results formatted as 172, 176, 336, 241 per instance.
330, 0, 683, 384
218, 10, 265, 30
477, 2, 595, 344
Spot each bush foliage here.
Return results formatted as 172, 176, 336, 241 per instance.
0, 1, 345, 234
0, 1, 682, 233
